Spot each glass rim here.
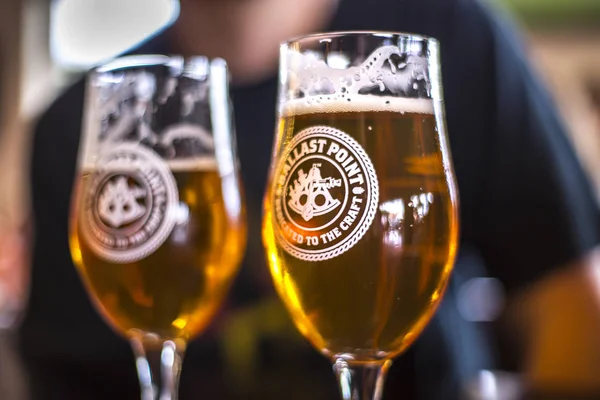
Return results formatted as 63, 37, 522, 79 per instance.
282, 30, 440, 48
93, 54, 228, 75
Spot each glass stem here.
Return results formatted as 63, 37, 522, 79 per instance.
333, 358, 392, 400
131, 337, 186, 400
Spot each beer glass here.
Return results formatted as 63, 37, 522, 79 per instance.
69, 55, 246, 399
263, 32, 459, 399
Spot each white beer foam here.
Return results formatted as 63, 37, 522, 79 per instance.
83, 157, 218, 172
167, 157, 218, 171
282, 96, 434, 116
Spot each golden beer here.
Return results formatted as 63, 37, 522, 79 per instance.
263, 99, 459, 362
70, 167, 246, 340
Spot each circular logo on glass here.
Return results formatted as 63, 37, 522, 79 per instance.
272, 126, 379, 261
81, 143, 179, 263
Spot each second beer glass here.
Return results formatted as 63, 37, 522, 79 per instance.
69, 55, 246, 399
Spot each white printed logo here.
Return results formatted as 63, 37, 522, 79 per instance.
81, 143, 179, 263
272, 126, 379, 261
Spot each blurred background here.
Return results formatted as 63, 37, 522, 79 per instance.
1, 0, 599, 225
0, 0, 599, 399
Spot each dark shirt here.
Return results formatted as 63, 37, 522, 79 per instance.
18, 0, 600, 399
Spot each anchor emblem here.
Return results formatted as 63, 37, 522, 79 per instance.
287, 163, 342, 221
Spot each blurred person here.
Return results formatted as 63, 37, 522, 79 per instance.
0, 218, 29, 329
16, 0, 600, 399
0, 217, 30, 400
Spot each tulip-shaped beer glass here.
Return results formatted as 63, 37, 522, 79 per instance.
69, 55, 246, 399
263, 32, 459, 400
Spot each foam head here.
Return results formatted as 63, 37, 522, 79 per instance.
282, 96, 434, 116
